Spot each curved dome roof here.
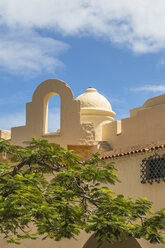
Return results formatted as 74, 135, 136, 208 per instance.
76, 87, 114, 113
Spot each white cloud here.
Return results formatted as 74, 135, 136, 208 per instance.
0, 29, 68, 75
0, 0, 165, 74
132, 85, 165, 93
0, 0, 165, 53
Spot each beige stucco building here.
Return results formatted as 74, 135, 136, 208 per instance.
0, 79, 165, 248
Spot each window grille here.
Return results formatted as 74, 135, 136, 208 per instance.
141, 153, 165, 184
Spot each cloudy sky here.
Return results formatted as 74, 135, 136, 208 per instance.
0, 0, 165, 132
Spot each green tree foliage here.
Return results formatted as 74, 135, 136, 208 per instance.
0, 138, 164, 247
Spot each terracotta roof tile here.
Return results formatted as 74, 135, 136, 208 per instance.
101, 143, 165, 159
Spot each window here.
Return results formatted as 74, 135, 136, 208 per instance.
141, 153, 165, 184
47, 94, 61, 133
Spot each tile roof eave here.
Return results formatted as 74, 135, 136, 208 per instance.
101, 144, 165, 160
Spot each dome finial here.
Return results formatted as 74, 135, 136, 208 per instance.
85, 87, 97, 93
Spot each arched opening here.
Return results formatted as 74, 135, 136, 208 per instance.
46, 94, 61, 133
83, 234, 142, 248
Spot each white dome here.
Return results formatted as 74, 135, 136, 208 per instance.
76, 87, 112, 112
76, 87, 114, 113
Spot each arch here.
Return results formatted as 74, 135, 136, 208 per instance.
31, 79, 75, 135
11, 79, 95, 147
83, 234, 142, 248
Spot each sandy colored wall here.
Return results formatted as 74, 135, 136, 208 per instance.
103, 103, 165, 150
0, 231, 144, 248
0, 231, 94, 248
105, 149, 165, 248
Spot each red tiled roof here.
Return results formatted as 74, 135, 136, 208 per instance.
101, 143, 165, 160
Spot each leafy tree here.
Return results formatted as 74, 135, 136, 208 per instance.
0, 138, 164, 247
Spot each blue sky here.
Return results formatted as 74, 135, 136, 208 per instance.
0, 0, 165, 132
